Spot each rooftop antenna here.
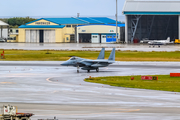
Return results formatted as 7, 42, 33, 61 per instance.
77, 13, 80, 18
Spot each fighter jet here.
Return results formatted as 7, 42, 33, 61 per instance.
61, 48, 115, 73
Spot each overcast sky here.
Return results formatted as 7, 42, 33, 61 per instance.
0, 0, 126, 20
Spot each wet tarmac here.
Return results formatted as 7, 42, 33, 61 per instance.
0, 43, 180, 51
0, 61, 180, 120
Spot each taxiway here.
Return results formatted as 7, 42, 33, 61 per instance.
0, 43, 180, 51
0, 61, 180, 120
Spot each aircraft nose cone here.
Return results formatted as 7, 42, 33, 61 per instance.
60, 61, 69, 66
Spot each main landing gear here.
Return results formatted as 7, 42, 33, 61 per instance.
149, 45, 161, 48
87, 68, 99, 73
77, 66, 79, 73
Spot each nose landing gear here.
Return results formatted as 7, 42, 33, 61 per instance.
77, 66, 79, 73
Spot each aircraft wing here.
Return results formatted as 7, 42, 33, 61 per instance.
77, 61, 92, 66
78, 59, 114, 67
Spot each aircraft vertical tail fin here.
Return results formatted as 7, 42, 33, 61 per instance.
97, 48, 105, 59
108, 48, 115, 61
167, 37, 170, 42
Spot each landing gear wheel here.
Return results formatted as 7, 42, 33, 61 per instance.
87, 70, 90, 73
77, 66, 79, 73
96, 68, 99, 72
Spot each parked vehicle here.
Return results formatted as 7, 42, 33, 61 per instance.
175, 39, 180, 44
0, 38, 5, 42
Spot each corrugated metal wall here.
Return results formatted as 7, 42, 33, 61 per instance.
44, 30, 55, 43
25, 29, 55, 43
26, 30, 39, 43
0, 28, 8, 39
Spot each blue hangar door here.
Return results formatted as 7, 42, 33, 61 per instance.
106, 34, 118, 43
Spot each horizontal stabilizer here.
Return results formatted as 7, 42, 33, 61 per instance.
108, 48, 115, 61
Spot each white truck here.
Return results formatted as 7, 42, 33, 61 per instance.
0, 105, 34, 120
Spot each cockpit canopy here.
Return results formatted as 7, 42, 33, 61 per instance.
69, 57, 79, 60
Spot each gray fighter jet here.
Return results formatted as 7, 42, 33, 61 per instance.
61, 48, 115, 73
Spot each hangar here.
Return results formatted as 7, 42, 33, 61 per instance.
18, 17, 121, 43
77, 24, 125, 43
122, 0, 180, 43
0, 20, 9, 39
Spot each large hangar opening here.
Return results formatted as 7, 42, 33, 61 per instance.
123, 0, 180, 43
25, 29, 55, 43
79, 34, 91, 43
77, 24, 125, 43
127, 15, 178, 42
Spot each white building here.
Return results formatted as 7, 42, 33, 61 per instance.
122, 0, 180, 43
76, 24, 125, 43
0, 20, 9, 39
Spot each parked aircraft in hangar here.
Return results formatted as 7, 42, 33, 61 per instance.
147, 37, 173, 47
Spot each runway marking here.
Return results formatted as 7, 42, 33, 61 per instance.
37, 108, 140, 116
46, 77, 71, 85
46, 77, 53, 83
0, 82, 15, 84
52, 91, 59, 93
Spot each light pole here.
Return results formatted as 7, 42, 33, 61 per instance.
116, 0, 118, 43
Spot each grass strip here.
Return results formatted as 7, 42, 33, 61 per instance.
0, 49, 180, 61
84, 75, 180, 92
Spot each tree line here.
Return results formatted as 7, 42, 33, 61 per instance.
0, 17, 36, 28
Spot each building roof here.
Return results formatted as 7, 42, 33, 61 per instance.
0, 20, 9, 26
78, 24, 125, 27
107, 24, 125, 27
44, 18, 88, 25
77, 17, 121, 24
90, 17, 120, 24
19, 25, 65, 28
19, 17, 121, 28
123, 0, 180, 15
76, 17, 103, 24
25, 17, 119, 25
